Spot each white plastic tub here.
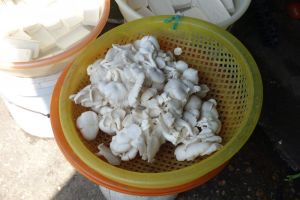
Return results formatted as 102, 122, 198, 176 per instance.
0, 72, 60, 138
115, 0, 251, 29
99, 186, 178, 200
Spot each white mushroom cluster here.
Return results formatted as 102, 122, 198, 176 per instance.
70, 35, 222, 164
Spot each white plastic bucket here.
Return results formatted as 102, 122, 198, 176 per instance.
115, 0, 251, 29
99, 186, 178, 200
0, 72, 60, 138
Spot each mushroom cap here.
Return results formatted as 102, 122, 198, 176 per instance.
76, 111, 99, 141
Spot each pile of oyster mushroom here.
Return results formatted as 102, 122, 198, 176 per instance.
70, 36, 222, 165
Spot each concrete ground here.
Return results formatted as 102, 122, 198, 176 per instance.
0, 98, 104, 200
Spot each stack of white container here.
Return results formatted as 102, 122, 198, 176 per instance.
0, 0, 104, 138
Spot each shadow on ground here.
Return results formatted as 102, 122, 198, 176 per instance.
52, 172, 105, 200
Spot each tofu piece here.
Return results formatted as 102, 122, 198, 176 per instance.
192, 0, 231, 24
23, 24, 41, 34
171, 0, 191, 10
220, 0, 235, 14
80, 0, 101, 26
24, 24, 56, 53
56, 25, 90, 49
40, 16, 61, 31
0, 47, 32, 62
62, 14, 84, 28
2, 38, 39, 58
39, 46, 63, 58
127, 0, 148, 10
46, 20, 69, 40
9, 29, 32, 40
2, 0, 15, 6
149, 0, 175, 15
82, 8, 99, 26
12, 0, 23, 4
183, 7, 209, 21
51, 0, 83, 28
136, 7, 155, 16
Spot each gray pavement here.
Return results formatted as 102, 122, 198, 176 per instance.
0, 98, 104, 200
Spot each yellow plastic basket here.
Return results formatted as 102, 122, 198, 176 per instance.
58, 16, 263, 189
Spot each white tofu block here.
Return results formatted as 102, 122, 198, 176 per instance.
9, 29, 32, 40
171, 0, 191, 10
192, 0, 231, 24
136, 7, 155, 16
46, 20, 69, 40
82, 8, 99, 26
2, 38, 39, 58
51, 0, 84, 28
183, 7, 209, 21
24, 25, 56, 53
40, 16, 61, 31
220, 0, 235, 14
12, 0, 23, 4
62, 14, 84, 28
127, 0, 148, 10
56, 25, 90, 49
24, 24, 42, 35
149, 0, 175, 15
0, 47, 32, 62
3, 0, 15, 6
39, 47, 63, 59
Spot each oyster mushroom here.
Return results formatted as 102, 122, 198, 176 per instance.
76, 111, 99, 141
175, 118, 194, 136
183, 111, 198, 127
185, 95, 202, 112
98, 81, 128, 106
127, 69, 145, 107
174, 60, 188, 72
197, 99, 221, 134
175, 142, 222, 161
110, 124, 146, 161
139, 35, 160, 50
141, 88, 157, 104
201, 99, 219, 119
164, 79, 189, 102
96, 144, 121, 166
174, 47, 183, 56
70, 85, 104, 108
155, 56, 166, 69
197, 84, 210, 98
157, 115, 182, 145
99, 108, 126, 135
183, 95, 202, 126
164, 98, 184, 118
145, 126, 165, 162
87, 60, 109, 84
147, 67, 165, 84
197, 117, 222, 134
182, 79, 201, 95
182, 68, 199, 84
